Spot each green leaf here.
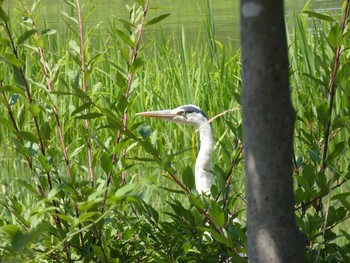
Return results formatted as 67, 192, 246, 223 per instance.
99, 108, 119, 122
17, 29, 37, 45
327, 142, 345, 161
0, 7, 9, 22
208, 229, 234, 247
301, 73, 327, 91
41, 28, 57, 35
11, 137, 29, 157
71, 102, 92, 117
296, 175, 311, 195
302, 11, 334, 22
92, 245, 108, 263
17, 104, 27, 130
117, 18, 133, 31
40, 122, 52, 140
0, 117, 16, 132
135, 0, 145, 7
115, 183, 136, 197
0, 85, 26, 96
0, 224, 20, 237
12, 66, 25, 86
16, 131, 39, 143
16, 179, 41, 196
29, 103, 41, 116
100, 153, 113, 174
138, 140, 159, 157
130, 57, 144, 73
309, 149, 321, 164
75, 112, 104, 120
316, 102, 330, 126
209, 209, 225, 227
61, 11, 78, 24
115, 29, 135, 48
146, 13, 171, 27
182, 165, 195, 191
122, 227, 132, 240
38, 154, 51, 173
315, 173, 327, 192
302, 164, 315, 186
332, 193, 350, 211
3, 53, 24, 68
327, 23, 342, 51
189, 194, 204, 211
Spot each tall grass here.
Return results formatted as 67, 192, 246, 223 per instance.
0, 0, 349, 262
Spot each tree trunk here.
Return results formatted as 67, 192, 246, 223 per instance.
240, 0, 307, 262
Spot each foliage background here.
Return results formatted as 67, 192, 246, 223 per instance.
0, 0, 349, 262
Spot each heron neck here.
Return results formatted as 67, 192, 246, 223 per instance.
195, 122, 214, 194
197, 123, 214, 159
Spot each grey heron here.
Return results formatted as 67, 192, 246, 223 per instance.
137, 105, 214, 195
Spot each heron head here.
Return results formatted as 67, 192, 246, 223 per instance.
136, 105, 209, 128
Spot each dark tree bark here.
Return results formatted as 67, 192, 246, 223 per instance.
240, 0, 307, 262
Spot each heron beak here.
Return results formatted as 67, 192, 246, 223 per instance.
136, 109, 177, 121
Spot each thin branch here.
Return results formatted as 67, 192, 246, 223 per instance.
295, 178, 348, 211
196, 108, 241, 133
316, 0, 349, 212
320, 0, 349, 173
2, 18, 72, 263
101, 0, 150, 211
76, 0, 94, 187
222, 146, 243, 208
317, 156, 341, 261
36, 35, 72, 178
2, 18, 55, 191
120, 0, 150, 183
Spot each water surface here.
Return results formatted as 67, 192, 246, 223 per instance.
3, 0, 344, 46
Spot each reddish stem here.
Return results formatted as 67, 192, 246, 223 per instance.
76, 0, 94, 186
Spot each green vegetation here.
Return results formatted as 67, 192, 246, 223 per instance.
0, 0, 349, 262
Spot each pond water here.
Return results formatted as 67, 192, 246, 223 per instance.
3, 0, 344, 46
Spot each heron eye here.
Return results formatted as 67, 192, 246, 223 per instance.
177, 111, 187, 117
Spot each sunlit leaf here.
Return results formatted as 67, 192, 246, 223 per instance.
16, 131, 39, 143
75, 112, 104, 119
115, 183, 137, 197
130, 57, 144, 73
146, 13, 171, 27
0, 85, 26, 96
302, 11, 334, 22
135, 0, 145, 7
41, 28, 57, 35
115, 29, 135, 48
0, 7, 9, 22
3, 53, 24, 68
208, 229, 234, 247
29, 103, 41, 116
316, 102, 330, 126
60, 11, 78, 24
17, 29, 37, 45
100, 153, 113, 174
327, 23, 342, 51
70, 102, 92, 117
0, 117, 16, 132
189, 194, 204, 211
